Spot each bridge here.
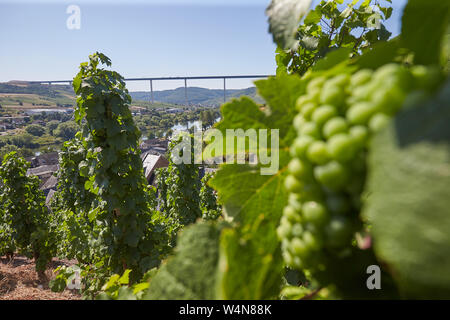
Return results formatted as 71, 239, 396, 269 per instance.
30, 75, 273, 106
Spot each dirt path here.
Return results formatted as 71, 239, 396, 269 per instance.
0, 255, 81, 300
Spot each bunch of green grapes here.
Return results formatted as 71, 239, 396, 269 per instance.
278, 63, 442, 271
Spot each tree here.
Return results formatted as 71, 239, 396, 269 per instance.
47, 120, 60, 134
25, 124, 46, 137
54, 121, 78, 140
276, 0, 392, 76
8, 133, 38, 149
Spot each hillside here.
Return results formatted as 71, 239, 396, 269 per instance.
130, 86, 264, 106
0, 82, 264, 109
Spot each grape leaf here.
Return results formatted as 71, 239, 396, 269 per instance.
142, 222, 223, 300
210, 75, 305, 299
364, 78, 450, 298
266, 0, 312, 50
401, 0, 450, 65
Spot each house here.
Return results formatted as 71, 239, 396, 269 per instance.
140, 138, 168, 154
26, 152, 59, 168
40, 175, 58, 196
142, 153, 169, 184
166, 108, 184, 114
26, 164, 59, 182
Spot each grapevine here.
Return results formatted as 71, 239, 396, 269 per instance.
0, 152, 55, 272
199, 172, 222, 221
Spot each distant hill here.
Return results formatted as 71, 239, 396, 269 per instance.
0, 81, 74, 99
130, 86, 264, 106
0, 82, 75, 107
0, 82, 264, 108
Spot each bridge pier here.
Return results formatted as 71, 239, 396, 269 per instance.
184, 78, 188, 106
150, 80, 154, 104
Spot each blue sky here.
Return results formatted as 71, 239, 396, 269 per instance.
0, 0, 407, 91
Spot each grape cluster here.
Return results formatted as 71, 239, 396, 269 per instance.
278, 63, 441, 270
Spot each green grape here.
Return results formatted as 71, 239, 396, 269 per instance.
326, 74, 350, 89
308, 88, 322, 103
291, 223, 304, 238
307, 141, 330, 165
350, 69, 373, 88
292, 256, 303, 269
307, 76, 327, 93
277, 223, 291, 239
282, 251, 294, 266
283, 205, 301, 223
371, 86, 406, 115
327, 133, 357, 162
372, 63, 413, 92
280, 63, 439, 272
288, 193, 303, 212
323, 117, 348, 139
293, 114, 307, 131
349, 125, 369, 149
303, 230, 322, 250
320, 84, 345, 106
302, 201, 329, 226
290, 135, 314, 158
346, 102, 378, 125
325, 216, 353, 248
290, 238, 310, 258
295, 95, 313, 112
369, 113, 391, 132
300, 122, 321, 139
312, 105, 338, 127
313, 161, 349, 190
288, 158, 312, 180
301, 102, 318, 119
284, 175, 303, 193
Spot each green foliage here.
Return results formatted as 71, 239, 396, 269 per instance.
210, 75, 305, 299
364, 78, 450, 298
199, 173, 222, 221
155, 168, 169, 214
47, 120, 61, 134
25, 124, 46, 137
95, 269, 155, 300
51, 136, 100, 264
0, 144, 33, 162
401, 0, 449, 66
165, 136, 202, 227
49, 53, 174, 297
6, 133, 39, 149
266, 0, 313, 50
199, 110, 217, 129
0, 152, 55, 271
143, 222, 224, 300
276, 0, 393, 76
54, 121, 78, 140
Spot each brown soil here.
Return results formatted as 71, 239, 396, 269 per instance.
0, 255, 81, 300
